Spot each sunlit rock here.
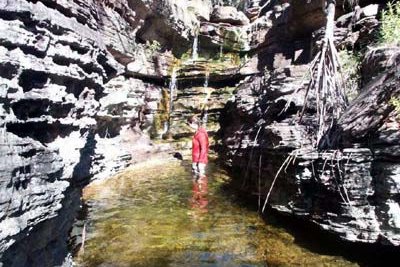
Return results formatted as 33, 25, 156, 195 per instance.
211, 6, 250, 25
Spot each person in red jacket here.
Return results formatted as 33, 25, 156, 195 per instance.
187, 115, 209, 176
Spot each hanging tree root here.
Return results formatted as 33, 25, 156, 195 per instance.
261, 151, 299, 213
261, 1, 357, 214
305, 1, 348, 148
281, 1, 348, 149
261, 148, 354, 213
243, 126, 263, 188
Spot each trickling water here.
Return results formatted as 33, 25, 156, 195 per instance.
244, 0, 248, 10
201, 72, 210, 125
161, 121, 169, 137
203, 72, 209, 89
75, 159, 358, 267
167, 67, 177, 131
192, 31, 199, 61
169, 67, 177, 114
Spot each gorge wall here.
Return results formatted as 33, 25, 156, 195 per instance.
0, 0, 399, 266
0, 0, 213, 265
219, 0, 400, 247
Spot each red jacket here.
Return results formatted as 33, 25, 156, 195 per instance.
192, 127, 209, 164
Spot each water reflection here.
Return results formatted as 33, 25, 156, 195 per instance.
190, 175, 208, 215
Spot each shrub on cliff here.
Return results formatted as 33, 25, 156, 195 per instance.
379, 2, 400, 46
338, 50, 361, 101
390, 97, 400, 118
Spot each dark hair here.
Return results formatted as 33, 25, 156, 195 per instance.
187, 115, 199, 125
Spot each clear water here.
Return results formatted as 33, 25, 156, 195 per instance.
75, 159, 357, 267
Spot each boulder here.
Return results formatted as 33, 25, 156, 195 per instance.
126, 48, 174, 79
211, 6, 250, 25
361, 47, 400, 86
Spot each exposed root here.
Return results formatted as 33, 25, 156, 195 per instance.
242, 126, 263, 188
262, 153, 295, 213
281, 1, 348, 149
260, 148, 355, 213
336, 155, 352, 205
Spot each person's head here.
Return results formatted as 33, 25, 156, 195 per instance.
187, 115, 200, 130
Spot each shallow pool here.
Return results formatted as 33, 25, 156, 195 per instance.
75, 159, 357, 266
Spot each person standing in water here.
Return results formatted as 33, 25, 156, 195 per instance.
187, 115, 209, 176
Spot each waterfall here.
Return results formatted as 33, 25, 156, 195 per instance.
203, 72, 209, 89
192, 31, 199, 61
169, 67, 177, 114
162, 121, 169, 136
244, 0, 248, 10
166, 67, 177, 133
201, 72, 210, 126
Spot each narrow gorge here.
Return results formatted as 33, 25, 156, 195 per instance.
0, 0, 399, 266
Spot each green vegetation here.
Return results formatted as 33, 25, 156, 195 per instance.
220, 27, 248, 51
379, 2, 400, 46
150, 88, 170, 139
390, 97, 400, 117
338, 50, 361, 101
145, 40, 162, 56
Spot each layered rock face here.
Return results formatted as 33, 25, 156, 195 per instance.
219, 0, 400, 246
0, 0, 212, 265
0, 0, 119, 264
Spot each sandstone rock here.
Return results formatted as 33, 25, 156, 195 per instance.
332, 4, 380, 51
0, 0, 157, 265
220, 41, 400, 248
169, 83, 235, 146
126, 48, 174, 79
361, 4, 379, 17
287, 0, 327, 37
199, 4, 287, 53
133, 0, 212, 54
99, 0, 212, 61
239, 55, 260, 75
96, 2, 139, 63
93, 76, 163, 179
188, 0, 213, 21
361, 47, 400, 86
0, 129, 71, 264
200, 21, 251, 52
211, 6, 250, 25
339, 51, 400, 143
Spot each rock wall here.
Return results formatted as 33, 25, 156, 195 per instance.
0, 0, 212, 265
0, 0, 118, 264
218, 1, 400, 246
